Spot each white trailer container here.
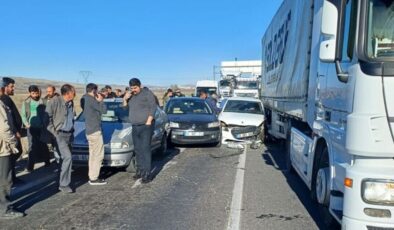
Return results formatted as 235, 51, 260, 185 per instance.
261, 0, 394, 229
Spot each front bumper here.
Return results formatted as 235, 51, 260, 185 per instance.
72, 146, 133, 167
221, 126, 261, 144
170, 129, 221, 144
342, 216, 394, 230
343, 160, 394, 229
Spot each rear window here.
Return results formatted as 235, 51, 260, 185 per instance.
77, 102, 129, 123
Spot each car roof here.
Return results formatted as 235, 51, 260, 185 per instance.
225, 97, 262, 102
103, 98, 123, 103
169, 97, 205, 102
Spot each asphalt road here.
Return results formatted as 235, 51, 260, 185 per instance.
0, 143, 335, 230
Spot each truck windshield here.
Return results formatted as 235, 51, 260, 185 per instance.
196, 87, 217, 96
220, 80, 231, 87
235, 81, 259, 89
366, 0, 394, 59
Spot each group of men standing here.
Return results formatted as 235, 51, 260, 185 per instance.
0, 77, 158, 219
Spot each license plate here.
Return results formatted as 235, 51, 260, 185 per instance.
236, 132, 255, 138
72, 155, 89, 161
184, 131, 204, 137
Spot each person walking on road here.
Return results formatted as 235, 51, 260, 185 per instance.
22, 85, 50, 172
0, 82, 24, 219
162, 88, 174, 108
45, 84, 76, 193
123, 78, 157, 184
199, 90, 220, 114
0, 77, 24, 183
81, 83, 108, 185
43, 85, 61, 163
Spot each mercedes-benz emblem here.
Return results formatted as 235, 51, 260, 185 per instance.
192, 124, 196, 130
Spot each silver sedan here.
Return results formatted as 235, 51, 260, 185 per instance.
72, 98, 169, 172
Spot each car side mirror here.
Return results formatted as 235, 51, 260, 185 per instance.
319, 0, 339, 62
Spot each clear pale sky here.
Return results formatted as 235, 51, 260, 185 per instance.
0, 0, 282, 86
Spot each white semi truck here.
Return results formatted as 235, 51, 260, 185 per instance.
195, 80, 218, 97
233, 75, 261, 98
261, 0, 394, 229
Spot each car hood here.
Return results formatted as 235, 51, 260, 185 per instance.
167, 114, 217, 123
73, 121, 133, 146
219, 112, 264, 126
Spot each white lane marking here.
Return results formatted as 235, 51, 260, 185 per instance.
162, 160, 177, 172
227, 144, 247, 230
179, 148, 186, 153
132, 179, 141, 188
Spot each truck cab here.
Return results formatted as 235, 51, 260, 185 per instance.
195, 80, 218, 97
261, 0, 394, 229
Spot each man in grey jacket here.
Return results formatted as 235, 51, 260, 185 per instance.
123, 78, 157, 183
0, 82, 24, 219
46, 84, 76, 193
81, 83, 107, 185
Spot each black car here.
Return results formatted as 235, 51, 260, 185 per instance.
165, 97, 221, 146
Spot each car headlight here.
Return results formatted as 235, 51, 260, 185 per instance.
208, 121, 220, 128
362, 180, 394, 205
118, 127, 133, 139
169, 122, 180, 128
110, 141, 130, 149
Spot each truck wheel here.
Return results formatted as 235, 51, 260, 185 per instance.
312, 146, 338, 228
125, 154, 136, 173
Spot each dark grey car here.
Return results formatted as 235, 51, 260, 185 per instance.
72, 98, 168, 171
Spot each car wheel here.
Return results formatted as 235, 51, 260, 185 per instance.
158, 133, 168, 156
125, 154, 137, 173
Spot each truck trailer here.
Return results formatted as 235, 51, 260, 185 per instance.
261, 0, 394, 229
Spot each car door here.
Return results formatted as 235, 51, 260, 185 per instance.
152, 107, 163, 149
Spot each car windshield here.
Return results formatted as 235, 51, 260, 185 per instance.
366, 0, 394, 59
77, 102, 130, 123
235, 81, 259, 89
166, 99, 212, 115
223, 100, 263, 114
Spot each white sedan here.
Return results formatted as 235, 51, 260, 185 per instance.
219, 97, 265, 145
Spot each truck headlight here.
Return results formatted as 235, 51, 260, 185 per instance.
169, 122, 180, 128
208, 121, 220, 128
362, 180, 394, 205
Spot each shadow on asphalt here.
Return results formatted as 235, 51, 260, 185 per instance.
262, 141, 339, 230
150, 147, 181, 180
10, 161, 119, 212
10, 146, 183, 213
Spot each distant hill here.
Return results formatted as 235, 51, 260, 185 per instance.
1, 75, 193, 95
5, 76, 127, 94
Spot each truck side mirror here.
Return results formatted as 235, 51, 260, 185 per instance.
319, 0, 339, 62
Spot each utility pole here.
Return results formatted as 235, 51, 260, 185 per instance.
79, 71, 92, 86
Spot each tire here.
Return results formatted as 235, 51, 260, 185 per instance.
158, 133, 168, 156
312, 146, 338, 228
125, 154, 137, 173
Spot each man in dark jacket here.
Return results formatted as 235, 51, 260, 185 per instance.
123, 78, 157, 183
0, 77, 23, 183
45, 84, 76, 193
199, 90, 220, 114
81, 83, 107, 185
22, 85, 50, 172
0, 81, 24, 219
